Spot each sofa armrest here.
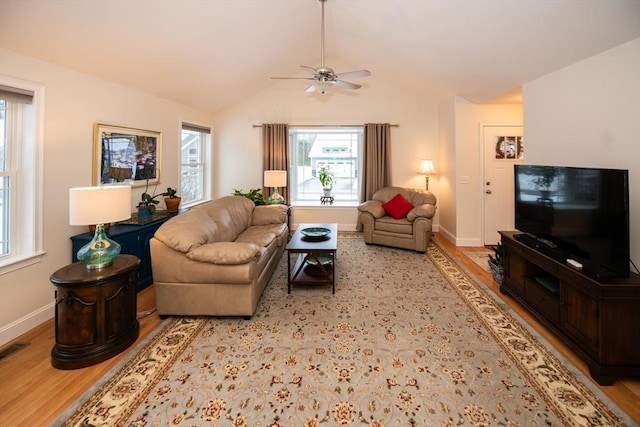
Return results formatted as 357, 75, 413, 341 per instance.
407, 204, 436, 221
186, 242, 260, 265
357, 200, 386, 219
252, 204, 288, 225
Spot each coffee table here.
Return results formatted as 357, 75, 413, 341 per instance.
286, 223, 337, 293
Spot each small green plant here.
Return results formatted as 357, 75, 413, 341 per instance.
162, 187, 178, 198
488, 242, 503, 268
317, 164, 335, 188
233, 188, 267, 205
139, 179, 163, 213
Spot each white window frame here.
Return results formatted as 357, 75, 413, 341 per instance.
180, 123, 211, 207
289, 127, 363, 206
0, 75, 45, 274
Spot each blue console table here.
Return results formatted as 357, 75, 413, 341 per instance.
70, 210, 175, 291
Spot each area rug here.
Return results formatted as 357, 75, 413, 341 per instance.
54, 234, 632, 426
462, 250, 492, 273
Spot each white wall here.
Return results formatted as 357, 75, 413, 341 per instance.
437, 97, 523, 246
523, 38, 640, 271
213, 58, 441, 230
0, 49, 213, 344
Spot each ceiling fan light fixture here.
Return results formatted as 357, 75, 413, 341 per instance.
315, 80, 332, 93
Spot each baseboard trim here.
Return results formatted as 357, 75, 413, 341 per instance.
0, 302, 54, 346
435, 226, 482, 247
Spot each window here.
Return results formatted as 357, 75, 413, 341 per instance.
289, 127, 362, 204
180, 123, 211, 206
0, 78, 44, 272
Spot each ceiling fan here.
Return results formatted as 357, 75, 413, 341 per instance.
271, 0, 370, 94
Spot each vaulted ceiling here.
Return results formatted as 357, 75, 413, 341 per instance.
1, 0, 638, 113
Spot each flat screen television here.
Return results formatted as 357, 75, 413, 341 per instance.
514, 164, 630, 278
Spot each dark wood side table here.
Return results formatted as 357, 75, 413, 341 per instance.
50, 255, 140, 369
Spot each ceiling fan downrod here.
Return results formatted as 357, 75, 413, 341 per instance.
319, 0, 327, 72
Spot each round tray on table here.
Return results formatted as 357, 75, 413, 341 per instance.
300, 226, 331, 241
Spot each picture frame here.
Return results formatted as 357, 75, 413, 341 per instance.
93, 124, 162, 187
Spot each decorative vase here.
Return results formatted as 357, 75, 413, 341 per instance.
323, 187, 332, 197
164, 197, 182, 213
488, 261, 504, 285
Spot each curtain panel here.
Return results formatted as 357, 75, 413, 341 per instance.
360, 123, 392, 202
262, 124, 290, 204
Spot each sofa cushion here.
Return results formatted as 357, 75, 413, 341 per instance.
186, 242, 260, 265
374, 216, 414, 234
236, 226, 276, 248
252, 204, 289, 225
199, 196, 254, 242
154, 209, 217, 253
382, 193, 414, 219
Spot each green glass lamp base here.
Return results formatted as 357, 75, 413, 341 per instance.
77, 224, 121, 269
268, 188, 284, 205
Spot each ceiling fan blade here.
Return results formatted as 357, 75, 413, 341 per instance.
271, 76, 315, 80
300, 65, 319, 75
334, 80, 361, 90
305, 85, 317, 93
335, 69, 371, 80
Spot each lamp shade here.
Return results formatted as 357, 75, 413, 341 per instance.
417, 159, 436, 175
264, 170, 287, 188
69, 185, 132, 225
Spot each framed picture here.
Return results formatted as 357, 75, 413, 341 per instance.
93, 124, 162, 187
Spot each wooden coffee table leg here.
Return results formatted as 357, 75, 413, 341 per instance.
287, 250, 291, 294
332, 250, 336, 293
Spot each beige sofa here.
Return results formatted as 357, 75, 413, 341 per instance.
150, 195, 288, 317
357, 187, 437, 252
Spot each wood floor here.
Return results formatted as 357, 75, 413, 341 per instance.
1, 233, 638, 425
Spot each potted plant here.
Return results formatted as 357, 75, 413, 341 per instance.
162, 187, 181, 213
317, 164, 335, 197
232, 188, 267, 206
137, 180, 163, 218
488, 241, 504, 284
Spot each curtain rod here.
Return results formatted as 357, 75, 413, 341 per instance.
252, 124, 399, 128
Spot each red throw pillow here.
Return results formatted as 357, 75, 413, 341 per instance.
382, 193, 414, 219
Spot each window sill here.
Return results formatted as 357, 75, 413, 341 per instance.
0, 251, 47, 276
290, 201, 359, 208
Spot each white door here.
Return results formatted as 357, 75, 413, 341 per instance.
482, 124, 523, 246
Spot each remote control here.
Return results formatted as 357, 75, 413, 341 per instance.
566, 259, 582, 269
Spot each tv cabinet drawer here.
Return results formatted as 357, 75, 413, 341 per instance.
525, 282, 560, 323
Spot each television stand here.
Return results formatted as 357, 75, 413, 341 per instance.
499, 231, 640, 385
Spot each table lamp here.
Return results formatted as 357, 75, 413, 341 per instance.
417, 159, 436, 191
264, 170, 287, 204
69, 185, 132, 269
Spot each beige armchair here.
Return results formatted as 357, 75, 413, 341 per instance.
357, 186, 437, 253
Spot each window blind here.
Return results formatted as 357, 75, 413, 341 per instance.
0, 85, 34, 104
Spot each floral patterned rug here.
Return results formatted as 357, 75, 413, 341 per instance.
54, 234, 631, 426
